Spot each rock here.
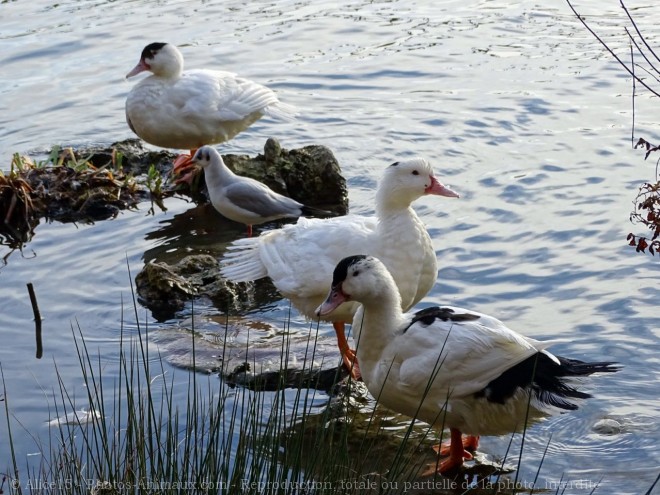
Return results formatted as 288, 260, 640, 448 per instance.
592, 418, 623, 435
3, 138, 349, 247
148, 313, 349, 391
76, 138, 176, 178
135, 254, 279, 321
222, 333, 350, 392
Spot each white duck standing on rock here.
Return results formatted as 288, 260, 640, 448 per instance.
191, 146, 333, 237
316, 255, 620, 474
125, 42, 297, 182
221, 158, 460, 379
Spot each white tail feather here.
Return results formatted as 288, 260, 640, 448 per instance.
263, 101, 298, 121
220, 238, 267, 282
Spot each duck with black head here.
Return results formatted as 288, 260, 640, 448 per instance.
125, 42, 297, 183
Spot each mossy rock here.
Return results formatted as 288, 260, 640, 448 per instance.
135, 254, 279, 321
2, 138, 349, 247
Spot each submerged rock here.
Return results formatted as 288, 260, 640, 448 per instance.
152, 314, 350, 392
592, 417, 624, 435
135, 254, 279, 322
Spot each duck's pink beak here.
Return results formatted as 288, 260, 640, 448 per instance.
425, 175, 459, 198
126, 60, 149, 79
316, 285, 348, 317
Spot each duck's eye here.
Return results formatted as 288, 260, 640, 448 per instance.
353, 270, 360, 277
412, 170, 419, 176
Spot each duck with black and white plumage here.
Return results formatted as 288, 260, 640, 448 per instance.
316, 254, 620, 474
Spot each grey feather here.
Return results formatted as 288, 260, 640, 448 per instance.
224, 181, 303, 217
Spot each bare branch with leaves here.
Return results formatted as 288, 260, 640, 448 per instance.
567, 0, 660, 256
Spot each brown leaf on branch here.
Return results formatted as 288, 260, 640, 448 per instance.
636, 238, 648, 253
635, 138, 660, 160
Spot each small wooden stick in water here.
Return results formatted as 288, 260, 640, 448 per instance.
27, 282, 42, 359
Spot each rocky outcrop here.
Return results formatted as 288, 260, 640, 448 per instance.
1, 138, 348, 245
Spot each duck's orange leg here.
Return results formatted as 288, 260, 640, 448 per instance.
172, 148, 199, 185
332, 321, 361, 380
433, 433, 480, 457
422, 428, 475, 476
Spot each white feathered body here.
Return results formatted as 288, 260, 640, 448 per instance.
125, 43, 296, 151
126, 69, 293, 150
222, 207, 437, 322
353, 302, 559, 436
318, 255, 618, 439
221, 158, 450, 324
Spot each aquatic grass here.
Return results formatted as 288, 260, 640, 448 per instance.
0, 365, 21, 492
0, 299, 395, 493
3, 314, 241, 492
10, 146, 95, 173
143, 162, 169, 215
0, 294, 628, 495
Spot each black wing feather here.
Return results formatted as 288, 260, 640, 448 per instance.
475, 352, 620, 410
403, 306, 481, 333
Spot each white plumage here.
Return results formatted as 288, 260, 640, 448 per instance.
125, 42, 296, 152
221, 158, 460, 376
316, 255, 619, 473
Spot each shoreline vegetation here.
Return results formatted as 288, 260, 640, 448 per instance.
1, 286, 551, 495
0, 138, 348, 262
3, 266, 639, 493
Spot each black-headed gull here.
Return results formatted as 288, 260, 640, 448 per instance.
192, 146, 332, 237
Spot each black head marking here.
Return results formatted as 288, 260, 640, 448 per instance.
194, 147, 211, 162
332, 255, 369, 287
141, 42, 168, 60
403, 306, 480, 333
389, 161, 399, 167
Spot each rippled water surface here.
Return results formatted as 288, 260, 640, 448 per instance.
1, 1, 659, 493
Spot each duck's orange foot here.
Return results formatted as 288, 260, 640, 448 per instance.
171, 149, 199, 185
422, 429, 477, 476
433, 434, 479, 458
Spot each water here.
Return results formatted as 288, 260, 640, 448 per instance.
1, 0, 659, 492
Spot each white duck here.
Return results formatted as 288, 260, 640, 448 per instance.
221, 158, 459, 379
125, 42, 296, 179
316, 255, 619, 474
191, 146, 332, 237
